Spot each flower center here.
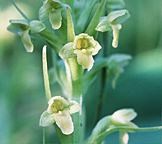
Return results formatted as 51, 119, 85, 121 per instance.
51, 100, 68, 113
76, 38, 90, 49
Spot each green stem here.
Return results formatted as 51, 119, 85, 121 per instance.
95, 32, 109, 124
12, 0, 29, 20
90, 126, 162, 144
56, 6, 84, 144
43, 128, 46, 144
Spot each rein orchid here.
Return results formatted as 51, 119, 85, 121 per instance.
60, 33, 101, 71
40, 96, 80, 135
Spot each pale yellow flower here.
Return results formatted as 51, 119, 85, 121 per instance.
39, 96, 80, 135
96, 9, 130, 48
60, 33, 101, 71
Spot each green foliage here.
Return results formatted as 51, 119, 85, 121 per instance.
83, 54, 132, 92
107, 0, 125, 10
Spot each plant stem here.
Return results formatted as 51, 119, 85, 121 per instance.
55, 7, 84, 144
92, 126, 162, 143
12, 0, 29, 20
95, 32, 109, 124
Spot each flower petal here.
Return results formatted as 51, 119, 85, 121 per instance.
74, 50, 94, 71
39, 111, 55, 127
95, 16, 111, 32
7, 19, 29, 34
59, 42, 75, 59
29, 20, 46, 33
20, 29, 34, 52
92, 41, 102, 55
111, 108, 137, 124
69, 100, 80, 114
107, 9, 129, 24
49, 8, 62, 29
120, 132, 129, 144
111, 24, 122, 48
54, 111, 74, 135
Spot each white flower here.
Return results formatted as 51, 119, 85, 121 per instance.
96, 9, 130, 48
60, 33, 101, 71
111, 108, 137, 124
39, 0, 64, 29
39, 96, 80, 135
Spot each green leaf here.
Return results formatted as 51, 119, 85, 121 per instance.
107, 0, 125, 10
7, 19, 29, 35
107, 54, 132, 88
20, 29, 34, 53
76, 0, 97, 33
29, 20, 46, 33
85, 0, 107, 35
66, 6, 75, 42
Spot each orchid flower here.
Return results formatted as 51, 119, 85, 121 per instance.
111, 109, 137, 144
60, 33, 101, 71
96, 9, 130, 48
39, 0, 65, 29
39, 96, 80, 135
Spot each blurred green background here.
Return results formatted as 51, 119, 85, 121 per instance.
0, 0, 162, 144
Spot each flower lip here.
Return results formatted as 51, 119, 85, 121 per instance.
111, 108, 137, 124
